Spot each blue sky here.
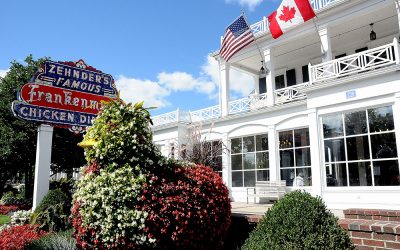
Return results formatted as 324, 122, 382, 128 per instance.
0, 0, 279, 115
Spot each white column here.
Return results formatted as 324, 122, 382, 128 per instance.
318, 26, 333, 62
308, 108, 323, 197
221, 133, 231, 188
32, 124, 54, 211
254, 75, 260, 95
395, 0, 400, 38
268, 125, 278, 181
264, 49, 275, 107
220, 62, 230, 117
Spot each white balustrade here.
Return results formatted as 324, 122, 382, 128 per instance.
151, 110, 179, 127
275, 83, 309, 104
190, 105, 221, 122
310, 0, 337, 10
310, 39, 399, 84
229, 93, 268, 114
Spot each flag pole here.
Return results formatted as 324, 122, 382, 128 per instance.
312, 17, 326, 57
242, 13, 265, 67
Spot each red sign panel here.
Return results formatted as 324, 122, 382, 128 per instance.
20, 83, 112, 115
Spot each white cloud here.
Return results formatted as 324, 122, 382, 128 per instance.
115, 76, 170, 108
0, 69, 9, 78
115, 56, 254, 108
225, 0, 264, 10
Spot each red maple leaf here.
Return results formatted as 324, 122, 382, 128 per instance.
279, 5, 296, 23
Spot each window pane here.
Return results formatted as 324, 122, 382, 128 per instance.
232, 171, 243, 187
231, 138, 242, 154
244, 153, 256, 170
371, 133, 397, 159
212, 156, 222, 172
275, 74, 285, 89
280, 149, 294, 167
212, 140, 222, 155
345, 111, 367, 135
373, 160, 400, 186
368, 106, 394, 133
324, 139, 345, 162
281, 168, 295, 186
346, 136, 370, 161
325, 163, 347, 186
348, 162, 372, 186
286, 69, 296, 87
294, 128, 310, 147
243, 136, 255, 153
302, 65, 309, 83
279, 131, 293, 149
323, 114, 343, 138
293, 168, 312, 187
257, 170, 270, 181
244, 171, 256, 187
256, 134, 268, 151
231, 155, 242, 170
256, 152, 269, 169
295, 148, 311, 166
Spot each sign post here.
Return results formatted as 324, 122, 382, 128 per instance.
11, 60, 117, 211
32, 124, 53, 210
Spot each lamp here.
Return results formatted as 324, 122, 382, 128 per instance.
370, 23, 376, 41
259, 61, 266, 78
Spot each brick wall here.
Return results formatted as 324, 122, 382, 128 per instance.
339, 209, 400, 250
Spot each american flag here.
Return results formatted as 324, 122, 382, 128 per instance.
220, 15, 255, 62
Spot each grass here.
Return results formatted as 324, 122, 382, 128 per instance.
0, 215, 10, 225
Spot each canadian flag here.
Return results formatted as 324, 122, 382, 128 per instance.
268, 0, 316, 39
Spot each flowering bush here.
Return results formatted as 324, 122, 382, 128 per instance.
0, 205, 18, 215
11, 210, 31, 225
0, 224, 47, 249
72, 165, 155, 248
71, 100, 231, 249
139, 164, 231, 249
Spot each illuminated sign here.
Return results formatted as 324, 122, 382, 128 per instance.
12, 60, 117, 132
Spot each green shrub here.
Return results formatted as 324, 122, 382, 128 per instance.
242, 191, 354, 250
0, 191, 19, 205
31, 189, 70, 232
26, 229, 77, 250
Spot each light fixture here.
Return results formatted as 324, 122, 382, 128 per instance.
259, 60, 266, 78
370, 23, 376, 41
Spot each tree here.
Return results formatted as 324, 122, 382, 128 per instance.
0, 55, 85, 198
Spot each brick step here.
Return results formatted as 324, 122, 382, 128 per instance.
344, 209, 400, 222
339, 219, 400, 250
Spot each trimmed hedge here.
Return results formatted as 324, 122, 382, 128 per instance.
242, 191, 355, 250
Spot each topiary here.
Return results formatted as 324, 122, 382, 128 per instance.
242, 190, 355, 250
71, 100, 231, 249
31, 189, 70, 232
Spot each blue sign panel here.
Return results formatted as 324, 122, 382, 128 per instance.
346, 90, 356, 99
12, 101, 97, 127
35, 60, 117, 97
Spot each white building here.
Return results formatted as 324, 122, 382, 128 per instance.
151, 0, 400, 210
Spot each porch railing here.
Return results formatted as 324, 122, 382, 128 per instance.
310, 38, 400, 84
275, 83, 309, 104
190, 105, 221, 122
310, 0, 337, 10
229, 93, 268, 114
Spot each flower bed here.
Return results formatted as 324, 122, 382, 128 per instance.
0, 224, 47, 249
0, 205, 18, 215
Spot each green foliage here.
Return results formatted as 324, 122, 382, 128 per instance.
83, 100, 166, 173
26, 230, 77, 250
0, 215, 10, 225
242, 191, 354, 250
31, 189, 70, 232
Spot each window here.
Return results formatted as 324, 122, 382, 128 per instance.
275, 69, 297, 90
323, 106, 400, 187
302, 65, 309, 83
259, 77, 266, 94
231, 134, 269, 187
206, 140, 223, 177
279, 128, 312, 187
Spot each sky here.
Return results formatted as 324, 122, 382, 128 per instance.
0, 0, 279, 116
